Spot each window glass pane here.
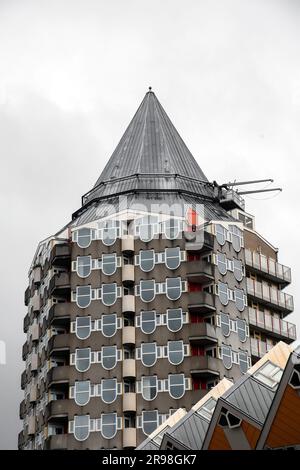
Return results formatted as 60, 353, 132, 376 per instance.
102, 346, 117, 370
101, 413, 117, 439
169, 374, 185, 399
141, 376, 158, 400
140, 311, 156, 334
77, 228, 91, 249
222, 346, 232, 369
164, 219, 180, 240
230, 225, 242, 252
239, 352, 248, 374
74, 415, 90, 441
168, 341, 184, 365
140, 250, 155, 272
142, 410, 158, 436
102, 314, 117, 337
165, 247, 181, 270
237, 318, 247, 342
102, 254, 117, 276
216, 224, 226, 245
136, 216, 158, 242
167, 309, 183, 332
101, 379, 117, 404
166, 277, 182, 301
220, 313, 230, 337
75, 348, 91, 372
75, 381, 90, 406
77, 256, 91, 278
140, 280, 155, 303
141, 343, 157, 367
76, 286, 91, 308
218, 282, 228, 306
102, 283, 117, 306
102, 220, 118, 246
217, 253, 227, 275
235, 288, 245, 312
233, 259, 243, 281
75, 316, 91, 340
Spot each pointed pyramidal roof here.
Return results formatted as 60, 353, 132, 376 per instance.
94, 88, 208, 185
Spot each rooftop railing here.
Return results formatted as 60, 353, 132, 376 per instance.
248, 307, 296, 341
245, 249, 291, 284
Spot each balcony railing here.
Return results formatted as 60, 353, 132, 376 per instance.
246, 278, 294, 314
248, 307, 296, 341
245, 249, 291, 285
250, 337, 273, 358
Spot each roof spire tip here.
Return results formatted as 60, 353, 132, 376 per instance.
148, 86, 152, 92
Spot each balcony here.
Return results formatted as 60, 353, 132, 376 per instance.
31, 353, 38, 372
28, 416, 36, 435
45, 399, 69, 420
23, 313, 30, 333
24, 287, 30, 306
19, 400, 26, 419
189, 323, 218, 346
123, 359, 136, 378
33, 266, 42, 286
219, 188, 245, 211
22, 341, 28, 360
47, 334, 70, 357
122, 265, 135, 285
185, 231, 214, 254
246, 278, 294, 315
21, 370, 27, 389
47, 365, 70, 386
123, 392, 136, 412
123, 428, 137, 448
32, 293, 41, 312
44, 434, 68, 450
245, 249, 291, 287
49, 243, 71, 267
49, 272, 70, 299
122, 235, 135, 253
31, 323, 40, 342
29, 384, 38, 403
248, 307, 296, 343
122, 326, 135, 345
122, 295, 135, 313
186, 260, 214, 284
48, 303, 70, 325
250, 338, 273, 359
188, 291, 215, 314
187, 355, 220, 378
18, 431, 25, 449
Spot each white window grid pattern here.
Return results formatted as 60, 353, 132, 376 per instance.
70, 348, 123, 370
68, 415, 123, 437
216, 313, 249, 341
218, 345, 252, 370
211, 253, 245, 280
135, 310, 188, 331
135, 279, 188, 299
70, 316, 122, 335
69, 381, 122, 402
71, 255, 122, 277
212, 283, 248, 308
71, 285, 123, 305
136, 412, 170, 430
135, 343, 190, 363
135, 249, 186, 270
136, 376, 191, 395
214, 224, 244, 248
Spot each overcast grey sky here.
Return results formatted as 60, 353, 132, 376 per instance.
0, 0, 299, 449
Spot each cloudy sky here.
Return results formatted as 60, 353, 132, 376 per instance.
0, 0, 299, 449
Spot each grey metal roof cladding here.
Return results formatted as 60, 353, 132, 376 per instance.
222, 375, 275, 425
94, 90, 208, 185
162, 412, 210, 450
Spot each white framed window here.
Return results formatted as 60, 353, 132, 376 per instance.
168, 340, 184, 365
216, 224, 226, 246
101, 346, 118, 370
100, 413, 118, 439
99, 220, 120, 246
75, 316, 91, 340
238, 351, 249, 374
237, 318, 248, 342
168, 374, 185, 399
101, 379, 118, 404
221, 345, 232, 369
101, 254, 118, 276
219, 410, 242, 429
229, 225, 243, 252
163, 218, 181, 240
218, 282, 229, 306
75, 286, 93, 309
166, 308, 183, 332
99, 283, 121, 306
235, 288, 246, 312
233, 258, 243, 281
101, 313, 118, 337
75, 348, 91, 372
220, 312, 230, 337
135, 216, 159, 242
74, 381, 90, 406
165, 247, 181, 270
140, 311, 157, 334
216, 252, 227, 275
254, 361, 283, 388
75, 228, 94, 249
76, 256, 92, 278
139, 280, 156, 303
141, 342, 157, 367
141, 375, 158, 401
197, 397, 217, 421
139, 250, 155, 272
166, 277, 182, 301
73, 415, 90, 441
141, 410, 158, 436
